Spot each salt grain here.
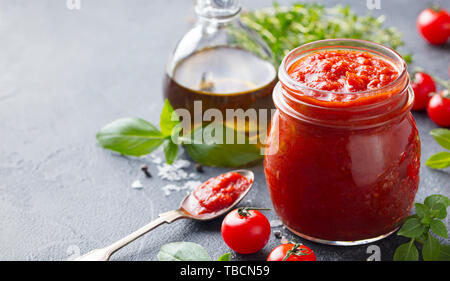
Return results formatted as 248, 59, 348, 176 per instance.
161, 180, 202, 196
157, 164, 187, 181
188, 172, 199, 179
173, 159, 191, 169
146, 152, 203, 196
151, 156, 162, 164
270, 219, 283, 228
184, 180, 202, 191
161, 184, 180, 196
131, 180, 143, 189
157, 159, 195, 181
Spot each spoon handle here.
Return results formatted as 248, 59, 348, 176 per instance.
75, 209, 186, 261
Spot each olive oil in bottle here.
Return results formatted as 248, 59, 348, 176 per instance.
164, 46, 276, 118
163, 0, 276, 137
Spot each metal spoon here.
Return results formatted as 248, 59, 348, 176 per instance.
75, 169, 254, 261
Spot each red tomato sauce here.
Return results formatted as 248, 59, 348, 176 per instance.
265, 47, 420, 242
186, 172, 252, 215
288, 50, 399, 92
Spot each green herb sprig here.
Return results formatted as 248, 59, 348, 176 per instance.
394, 194, 450, 261
426, 128, 450, 169
157, 241, 231, 261
96, 99, 262, 167
242, 2, 411, 66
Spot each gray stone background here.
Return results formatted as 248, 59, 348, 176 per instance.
0, 0, 449, 261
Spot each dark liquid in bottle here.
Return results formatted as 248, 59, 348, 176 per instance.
163, 46, 277, 133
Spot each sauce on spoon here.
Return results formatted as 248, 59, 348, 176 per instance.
183, 172, 253, 216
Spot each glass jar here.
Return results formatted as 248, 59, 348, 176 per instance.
163, 0, 276, 136
264, 39, 420, 245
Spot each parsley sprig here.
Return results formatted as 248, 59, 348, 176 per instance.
394, 194, 450, 261
242, 2, 411, 66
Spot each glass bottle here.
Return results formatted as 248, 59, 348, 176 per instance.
163, 0, 276, 138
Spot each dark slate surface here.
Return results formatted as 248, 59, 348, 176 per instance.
0, 0, 449, 261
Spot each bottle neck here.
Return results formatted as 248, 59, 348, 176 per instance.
195, 0, 241, 21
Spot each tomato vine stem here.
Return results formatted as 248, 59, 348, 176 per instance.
237, 207, 271, 217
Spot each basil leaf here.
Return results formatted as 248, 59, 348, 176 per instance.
394, 241, 419, 261
426, 152, 450, 169
415, 234, 427, 244
425, 194, 450, 209
428, 203, 447, 220
183, 123, 263, 167
157, 242, 211, 261
422, 234, 441, 261
163, 139, 179, 164
96, 117, 164, 156
397, 218, 426, 238
420, 216, 433, 225
430, 128, 450, 150
217, 253, 231, 261
430, 219, 448, 238
414, 203, 428, 218
438, 244, 450, 261
160, 99, 180, 137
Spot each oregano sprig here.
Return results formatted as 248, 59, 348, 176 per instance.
394, 194, 450, 261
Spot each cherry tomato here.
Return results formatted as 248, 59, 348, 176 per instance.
267, 243, 316, 261
417, 7, 450, 45
427, 90, 450, 127
411, 72, 436, 110
221, 207, 270, 254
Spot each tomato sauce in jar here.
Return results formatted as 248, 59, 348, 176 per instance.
288, 50, 399, 92
264, 39, 420, 244
184, 172, 252, 215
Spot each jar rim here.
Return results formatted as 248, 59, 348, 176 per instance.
274, 39, 413, 129
278, 38, 408, 97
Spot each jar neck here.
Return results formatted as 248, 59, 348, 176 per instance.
275, 39, 413, 129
